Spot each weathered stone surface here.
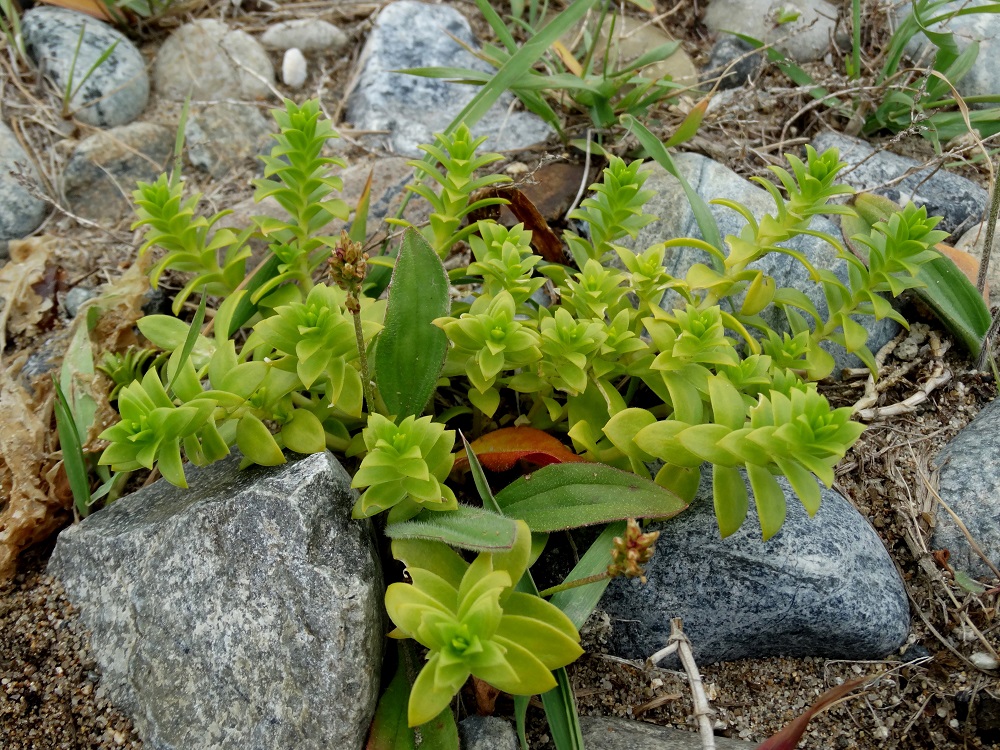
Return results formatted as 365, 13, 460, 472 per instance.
62, 122, 173, 223
597, 468, 909, 665
154, 19, 274, 101
261, 18, 349, 53
955, 218, 1000, 297
703, 0, 841, 63
0, 121, 48, 242
932, 397, 1000, 578
185, 101, 272, 177
459, 715, 518, 750
22, 6, 148, 127
581, 716, 755, 749
588, 14, 697, 86
813, 132, 988, 238
617, 152, 899, 375
47, 451, 384, 750
346, 1, 553, 156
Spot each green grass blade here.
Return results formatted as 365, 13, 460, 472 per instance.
53, 377, 92, 518
166, 293, 207, 394
621, 114, 725, 261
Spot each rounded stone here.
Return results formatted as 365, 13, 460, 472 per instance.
0, 122, 49, 241
22, 6, 149, 128
261, 18, 349, 53
154, 19, 274, 101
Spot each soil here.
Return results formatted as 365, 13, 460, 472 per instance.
4, 0, 1000, 748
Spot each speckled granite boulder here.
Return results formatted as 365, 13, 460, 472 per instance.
0, 121, 48, 244
185, 101, 272, 177
346, 0, 553, 156
459, 716, 518, 750
597, 468, 909, 665
22, 6, 148, 127
813, 132, 988, 238
62, 122, 173, 223
154, 19, 274, 101
47, 451, 384, 750
932, 397, 1000, 578
616, 152, 899, 376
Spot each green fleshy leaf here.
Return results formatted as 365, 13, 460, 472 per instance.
236, 413, 285, 466
712, 465, 748, 538
747, 463, 786, 540
281, 409, 327, 454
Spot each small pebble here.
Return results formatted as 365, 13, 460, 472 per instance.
970, 652, 1000, 670
283, 48, 308, 89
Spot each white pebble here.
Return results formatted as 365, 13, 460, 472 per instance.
282, 48, 308, 89
970, 651, 1000, 670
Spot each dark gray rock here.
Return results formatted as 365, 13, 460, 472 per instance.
597, 467, 909, 665
459, 716, 518, 750
618, 152, 899, 375
62, 122, 173, 223
702, 36, 763, 90
813, 132, 988, 238
0, 121, 48, 241
154, 19, 274, 101
186, 102, 272, 178
22, 6, 148, 128
581, 716, 755, 749
932, 397, 1000, 578
703, 0, 841, 63
48, 451, 383, 750
61, 286, 98, 318
346, 1, 553, 156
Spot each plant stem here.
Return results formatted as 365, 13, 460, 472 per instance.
976, 158, 1000, 298
352, 307, 378, 416
537, 572, 608, 598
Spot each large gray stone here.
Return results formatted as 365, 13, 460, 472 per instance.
62, 122, 173, 223
22, 6, 148, 127
618, 152, 899, 375
703, 0, 841, 63
597, 468, 909, 665
47, 451, 384, 750
0, 121, 48, 242
932, 397, 1000, 578
813, 132, 988, 238
581, 716, 755, 749
185, 101, 272, 178
346, 1, 553, 156
154, 19, 275, 101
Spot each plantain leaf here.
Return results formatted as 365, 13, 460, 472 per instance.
384, 504, 518, 552
494, 463, 688, 531
374, 228, 450, 419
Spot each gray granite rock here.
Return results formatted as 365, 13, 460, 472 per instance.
346, 1, 553, 156
459, 716, 518, 750
703, 0, 841, 63
261, 18, 349, 53
597, 467, 909, 665
22, 6, 148, 128
0, 121, 48, 241
47, 451, 384, 750
186, 101, 272, 178
932, 397, 1000, 578
813, 132, 988, 238
154, 19, 275, 101
702, 36, 763, 90
895, 0, 1000, 106
62, 122, 173, 223
581, 716, 755, 749
618, 152, 899, 375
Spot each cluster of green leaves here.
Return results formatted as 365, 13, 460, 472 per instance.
405, 0, 686, 132
97, 98, 965, 747
100, 100, 382, 487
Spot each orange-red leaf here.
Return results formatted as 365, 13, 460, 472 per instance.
452, 427, 587, 473
756, 678, 866, 750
